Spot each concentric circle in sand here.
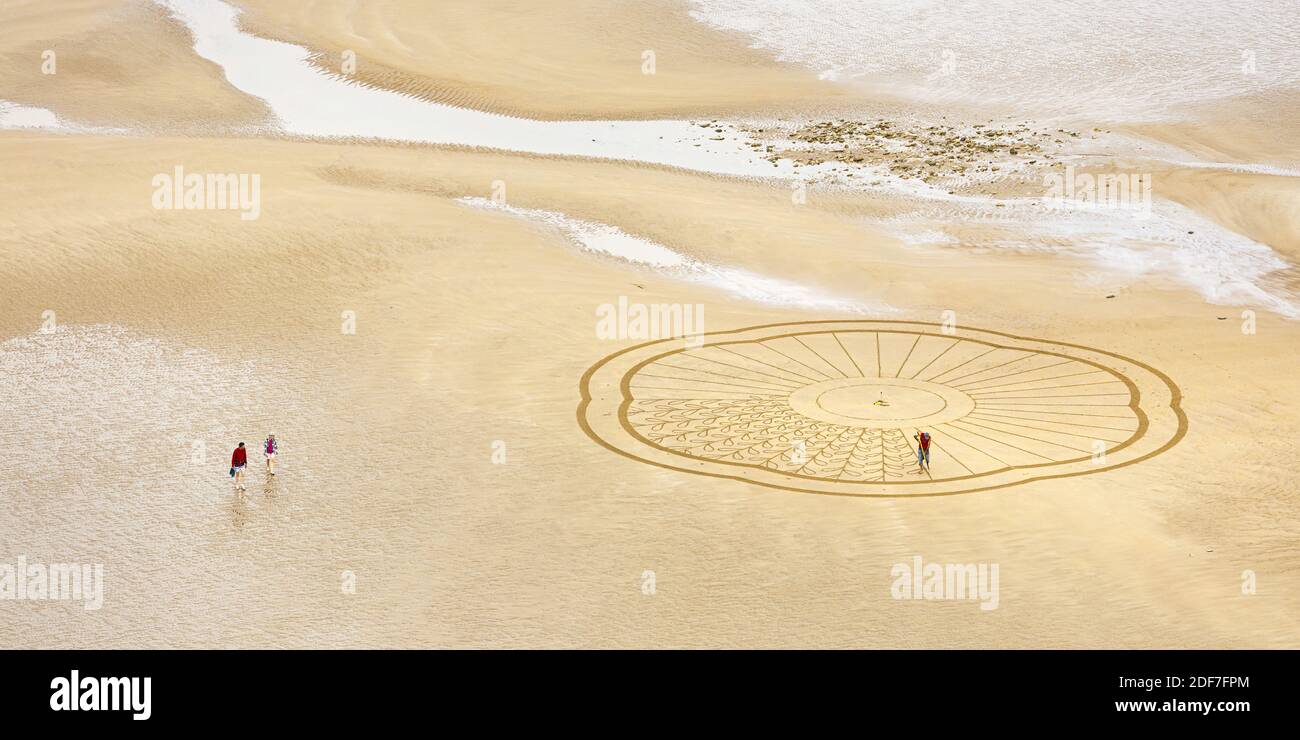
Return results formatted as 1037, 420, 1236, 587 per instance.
788, 376, 975, 428
578, 321, 1186, 497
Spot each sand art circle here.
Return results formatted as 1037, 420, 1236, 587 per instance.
578, 321, 1186, 497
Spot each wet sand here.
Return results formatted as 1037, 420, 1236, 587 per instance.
230, 0, 856, 120
0, 1, 1297, 647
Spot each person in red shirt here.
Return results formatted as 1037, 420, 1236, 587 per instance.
231, 442, 248, 491
913, 430, 932, 471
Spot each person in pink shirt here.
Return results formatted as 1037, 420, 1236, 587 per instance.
264, 434, 278, 476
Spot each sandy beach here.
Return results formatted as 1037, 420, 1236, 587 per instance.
1, 0, 1297, 648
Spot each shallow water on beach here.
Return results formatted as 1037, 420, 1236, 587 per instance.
0, 100, 61, 129
0, 99, 123, 133
867, 193, 1300, 320
0, 325, 444, 647
2, 1, 1299, 651
136, 0, 1300, 321
456, 197, 884, 315
151, 0, 808, 179
689, 0, 1300, 121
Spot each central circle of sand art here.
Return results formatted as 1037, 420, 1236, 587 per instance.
578, 321, 1186, 497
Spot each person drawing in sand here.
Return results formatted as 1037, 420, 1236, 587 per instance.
913, 430, 932, 472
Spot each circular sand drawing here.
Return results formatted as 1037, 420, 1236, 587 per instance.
579, 321, 1186, 497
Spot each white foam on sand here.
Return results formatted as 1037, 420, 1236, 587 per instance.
456, 197, 885, 315
870, 196, 1300, 319
687, 0, 1300, 121
104, 0, 1300, 320
0, 99, 127, 134
1051, 202, 1299, 319
0, 100, 75, 131
1156, 159, 1300, 178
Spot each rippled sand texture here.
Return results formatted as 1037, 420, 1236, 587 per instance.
1, 0, 1298, 648
0, 0, 268, 132
2, 133, 1297, 648
230, 0, 850, 120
